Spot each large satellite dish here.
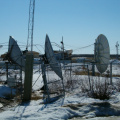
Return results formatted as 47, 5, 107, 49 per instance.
7, 36, 25, 67
45, 34, 63, 79
95, 34, 110, 74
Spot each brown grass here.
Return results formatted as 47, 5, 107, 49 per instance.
74, 71, 100, 76
31, 91, 43, 100
112, 74, 120, 77
74, 70, 120, 77
31, 95, 43, 100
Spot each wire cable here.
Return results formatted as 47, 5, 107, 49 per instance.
32, 73, 42, 87
73, 43, 94, 51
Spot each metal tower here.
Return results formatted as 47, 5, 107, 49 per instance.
26, 0, 35, 52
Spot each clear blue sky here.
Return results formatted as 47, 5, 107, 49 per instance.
0, 0, 120, 55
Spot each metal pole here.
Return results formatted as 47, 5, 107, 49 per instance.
5, 62, 8, 83
110, 62, 112, 85
70, 61, 72, 88
94, 42, 96, 62
61, 77, 65, 96
87, 65, 91, 90
20, 66, 22, 99
31, 0, 35, 52
115, 41, 119, 59
41, 63, 50, 103
92, 62, 95, 76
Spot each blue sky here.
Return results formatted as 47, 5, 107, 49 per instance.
0, 0, 120, 55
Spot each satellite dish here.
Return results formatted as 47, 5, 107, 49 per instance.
45, 34, 63, 79
7, 36, 25, 67
95, 34, 110, 74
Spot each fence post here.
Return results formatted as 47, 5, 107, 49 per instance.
23, 54, 33, 101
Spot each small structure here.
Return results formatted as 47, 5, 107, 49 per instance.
23, 50, 39, 58
54, 49, 73, 60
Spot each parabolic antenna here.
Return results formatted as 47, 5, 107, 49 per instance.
45, 34, 63, 79
8, 36, 25, 67
95, 34, 110, 74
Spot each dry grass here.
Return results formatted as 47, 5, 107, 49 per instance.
31, 95, 43, 100
74, 71, 89, 75
80, 76, 112, 100
74, 70, 120, 77
112, 74, 120, 77
31, 91, 43, 100
74, 71, 100, 76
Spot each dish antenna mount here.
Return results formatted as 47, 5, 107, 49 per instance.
41, 34, 65, 103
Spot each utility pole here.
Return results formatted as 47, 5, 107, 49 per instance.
115, 41, 119, 59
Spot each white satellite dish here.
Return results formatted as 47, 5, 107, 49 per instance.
95, 34, 110, 74
45, 34, 63, 79
8, 36, 25, 67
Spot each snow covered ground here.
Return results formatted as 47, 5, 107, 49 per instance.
0, 60, 120, 119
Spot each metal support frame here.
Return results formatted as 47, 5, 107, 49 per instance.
41, 63, 50, 103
